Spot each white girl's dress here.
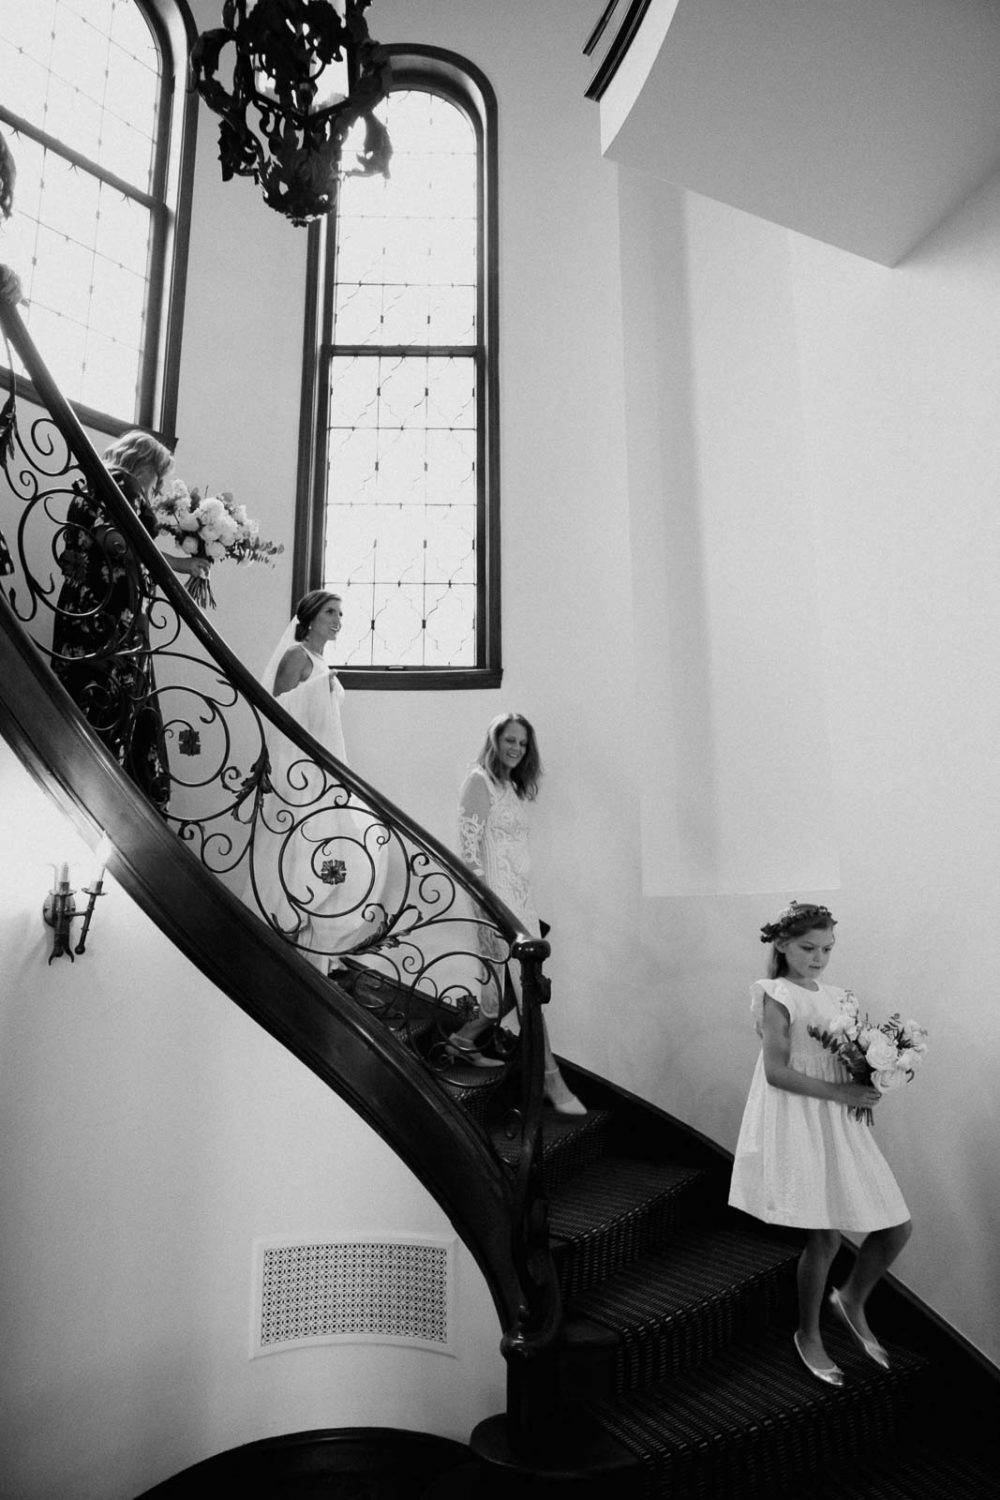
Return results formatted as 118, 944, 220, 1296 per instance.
728, 978, 909, 1232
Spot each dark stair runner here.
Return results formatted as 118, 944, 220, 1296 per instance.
139, 1044, 999, 1498
469, 1085, 1000, 1499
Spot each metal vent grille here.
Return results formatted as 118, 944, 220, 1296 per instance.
252, 1236, 455, 1357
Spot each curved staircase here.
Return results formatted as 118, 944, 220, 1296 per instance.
3, 295, 998, 1500
137, 1060, 1000, 1497
458, 1065, 1000, 1498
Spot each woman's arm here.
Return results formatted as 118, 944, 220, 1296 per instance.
761, 996, 882, 1110
458, 770, 492, 877
272, 645, 313, 697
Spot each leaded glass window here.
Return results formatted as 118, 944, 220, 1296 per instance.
299, 53, 500, 687
0, 0, 192, 433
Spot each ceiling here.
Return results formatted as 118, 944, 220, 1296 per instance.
594, 0, 1000, 265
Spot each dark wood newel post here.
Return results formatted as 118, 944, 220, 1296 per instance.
501, 937, 566, 1459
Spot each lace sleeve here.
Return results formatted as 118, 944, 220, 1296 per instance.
458, 769, 491, 877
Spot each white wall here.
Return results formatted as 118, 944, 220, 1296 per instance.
615, 171, 1000, 1364
177, 0, 639, 1074
179, 0, 1000, 1366
0, 743, 503, 1500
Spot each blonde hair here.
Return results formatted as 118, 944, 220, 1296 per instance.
102, 430, 173, 487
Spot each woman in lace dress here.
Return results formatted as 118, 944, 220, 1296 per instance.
453, 712, 584, 1113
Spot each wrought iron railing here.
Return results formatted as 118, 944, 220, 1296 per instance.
0, 285, 562, 1439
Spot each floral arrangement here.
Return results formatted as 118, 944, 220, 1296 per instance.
153, 481, 283, 608
809, 991, 928, 1125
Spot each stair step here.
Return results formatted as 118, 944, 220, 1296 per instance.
584, 1323, 931, 1499
438, 1065, 509, 1126
490, 1108, 613, 1191
548, 1157, 708, 1298
796, 1439, 1000, 1499
571, 1221, 799, 1392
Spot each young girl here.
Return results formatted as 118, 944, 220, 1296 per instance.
728, 902, 912, 1386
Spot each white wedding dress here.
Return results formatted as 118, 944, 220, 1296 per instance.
248, 632, 384, 970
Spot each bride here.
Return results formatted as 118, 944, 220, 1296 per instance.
250, 590, 384, 971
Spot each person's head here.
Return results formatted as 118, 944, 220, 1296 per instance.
760, 900, 837, 981
478, 712, 542, 800
102, 430, 173, 498
294, 589, 343, 644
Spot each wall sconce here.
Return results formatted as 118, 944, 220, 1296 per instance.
42, 834, 111, 963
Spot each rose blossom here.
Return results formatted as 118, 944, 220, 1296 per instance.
865, 1033, 898, 1071
872, 1067, 908, 1093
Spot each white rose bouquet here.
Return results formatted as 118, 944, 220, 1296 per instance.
809, 990, 928, 1125
154, 481, 284, 608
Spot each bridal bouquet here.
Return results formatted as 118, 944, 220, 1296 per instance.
154, 481, 284, 608
808, 991, 928, 1125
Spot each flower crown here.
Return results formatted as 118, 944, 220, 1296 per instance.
759, 900, 836, 944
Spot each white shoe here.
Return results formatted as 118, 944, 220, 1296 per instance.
544, 1068, 586, 1115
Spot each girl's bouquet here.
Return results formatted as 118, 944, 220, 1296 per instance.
809, 991, 928, 1125
154, 481, 284, 608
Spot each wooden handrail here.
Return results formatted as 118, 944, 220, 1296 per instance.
0, 286, 563, 1447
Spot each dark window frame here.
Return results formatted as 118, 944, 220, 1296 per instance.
0, 0, 198, 447
294, 45, 501, 691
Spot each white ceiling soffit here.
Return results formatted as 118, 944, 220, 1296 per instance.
598, 0, 1000, 265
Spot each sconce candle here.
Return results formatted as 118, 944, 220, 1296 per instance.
43, 836, 111, 962
75, 835, 111, 956
43, 871, 76, 963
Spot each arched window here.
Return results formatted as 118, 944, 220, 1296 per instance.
296, 48, 500, 688
0, 0, 196, 440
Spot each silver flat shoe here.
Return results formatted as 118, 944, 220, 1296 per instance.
793, 1331, 845, 1387
443, 1036, 504, 1069
829, 1288, 890, 1369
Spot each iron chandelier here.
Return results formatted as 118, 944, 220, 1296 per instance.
190, 0, 392, 227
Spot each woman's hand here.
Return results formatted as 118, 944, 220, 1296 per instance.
102, 527, 127, 560
168, 554, 211, 579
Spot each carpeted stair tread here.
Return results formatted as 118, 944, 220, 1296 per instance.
570, 1220, 800, 1390
490, 1108, 612, 1191
548, 1157, 708, 1298
438, 1068, 509, 1126
548, 1156, 706, 1231
584, 1324, 930, 1498
793, 1441, 1000, 1499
